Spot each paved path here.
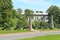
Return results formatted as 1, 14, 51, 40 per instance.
0, 30, 60, 40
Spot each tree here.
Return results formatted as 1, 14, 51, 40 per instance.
24, 9, 34, 30
39, 11, 43, 13
14, 8, 27, 30
46, 5, 60, 29
36, 11, 39, 13
36, 11, 43, 13
0, 0, 16, 30
16, 8, 22, 14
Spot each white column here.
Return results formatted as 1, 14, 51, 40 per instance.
50, 15, 54, 29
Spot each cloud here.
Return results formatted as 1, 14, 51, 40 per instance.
12, 0, 60, 12
12, 0, 52, 7
16, 0, 49, 5
12, 0, 51, 11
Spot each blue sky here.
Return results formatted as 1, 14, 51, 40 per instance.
12, 0, 60, 12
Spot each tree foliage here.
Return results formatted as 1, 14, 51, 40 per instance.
0, 0, 16, 30
46, 5, 60, 28
24, 9, 34, 30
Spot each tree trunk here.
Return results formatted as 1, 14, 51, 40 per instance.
28, 17, 33, 30
50, 15, 54, 29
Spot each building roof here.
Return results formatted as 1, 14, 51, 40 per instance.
21, 12, 48, 16
34, 13, 48, 16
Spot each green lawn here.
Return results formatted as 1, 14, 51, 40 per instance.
39, 28, 59, 31
0, 28, 59, 34
20, 34, 60, 40
0, 30, 31, 34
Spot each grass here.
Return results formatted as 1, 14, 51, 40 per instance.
0, 30, 32, 34
20, 34, 60, 40
39, 28, 59, 31
0, 28, 59, 34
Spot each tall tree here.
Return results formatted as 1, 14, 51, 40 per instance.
14, 8, 27, 30
24, 9, 34, 30
0, 0, 16, 30
46, 5, 60, 29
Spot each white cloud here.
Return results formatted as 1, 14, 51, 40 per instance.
12, 0, 52, 7
17, 0, 49, 5
12, 0, 55, 12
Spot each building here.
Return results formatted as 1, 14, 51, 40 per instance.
22, 12, 48, 22
32, 13, 48, 22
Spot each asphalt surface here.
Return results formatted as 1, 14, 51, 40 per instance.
0, 30, 60, 40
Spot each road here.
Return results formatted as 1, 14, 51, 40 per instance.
0, 30, 60, 40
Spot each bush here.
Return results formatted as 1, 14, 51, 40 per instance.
32, 21, 40, 29
39, 22, 49, 29
32, 21, 49, 29
54, 21, 60, 29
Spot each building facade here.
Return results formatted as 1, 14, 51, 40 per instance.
32, 13, 48, 22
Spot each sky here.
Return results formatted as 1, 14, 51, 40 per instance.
12, 0, 60, 12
